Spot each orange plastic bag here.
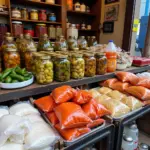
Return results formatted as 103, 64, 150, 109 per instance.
111, 81, 130, 92
116, 72, 139, 85
55, 124, 90, 141
34, 95, 56, 112
137, 78, 150, 89
101, 78, 118, 88
46, 112, 59, 125
87, 119, 105, 128
126, 86, 150, 101
73, 90, 92, 105
52, 85, 76, 104
54, 102, 92, 129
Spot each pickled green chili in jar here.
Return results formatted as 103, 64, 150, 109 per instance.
54, 55, 70, 82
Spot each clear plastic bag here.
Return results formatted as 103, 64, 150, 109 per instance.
0, 142, 24, 150
98, 87, 112, 95
95, 95, 111, 105
107, 90, 127, 100
88, 89, 101, 98
23, 114, 44, 123
0, 106, 9, 118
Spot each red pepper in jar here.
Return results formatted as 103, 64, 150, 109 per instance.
39, 10, 47, 21
35, 24, 47, 37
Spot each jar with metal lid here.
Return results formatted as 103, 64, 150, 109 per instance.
74, 2, 80, 11
67, 24, 78, 40
54, 36, 68, 51
139, 143, 149, 150
12, 7, 21, 18
48, 13, 56, 22
70, 53, 84, 79
21, 8, 28, 19
39, 10, 47, 21
38, 34, 53, 52
30, 9, 38, 20
78, 36, 88, 50
83, 53, 96, 77
86, 6, 90, 13
56, 26, 62, 37
24, 26, 34, 37
48, 25, 56, 39
45, 0, 55, 3
35, 54, 53, 84
80, 3, 86, 12
87, 25, 91, 30
12, 21, 23, 37
89, 36, 98, 47
16, 34, 24, 49
3, 48, 21, 69
67, 36, 79, 51
35, 24, 47, 37
54, 55, 70, 82
95, 53, 107, 75
81, 23, 86, 30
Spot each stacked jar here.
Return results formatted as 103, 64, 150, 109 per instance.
12, 21, 23, 37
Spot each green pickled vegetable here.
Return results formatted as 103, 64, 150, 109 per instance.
10, 73, 24, 82
11, 80, 19, 83
1, 68, 13, 79
15, 67, 26, 75
5, 76, 12, 83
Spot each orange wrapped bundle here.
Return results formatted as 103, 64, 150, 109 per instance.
52, 85, 76, 104
55, 124, 91, 141
46, 112, 59, 125
73, 90, 92, 105
115, 72, 139, 85
101, 78, 118, 87
126, 86, 150, 101
34, 95, 56, 112
136, 78, 150, 89
54, 102, 92, 129
87, 119, 105, 128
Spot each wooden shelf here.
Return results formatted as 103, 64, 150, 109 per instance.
0, 12, 9, 16
79, 29, 97, 32
67, 10, 96, 16
11, 18, 62, 25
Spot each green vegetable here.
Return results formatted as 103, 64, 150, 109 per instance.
5, 76, 12, 83
24, 76, 31, 81
1, 68, 13, 79
11, 80, 19, 83
0, 73, 3, 82
15, 67, 26, 76
10, 73, 24, 82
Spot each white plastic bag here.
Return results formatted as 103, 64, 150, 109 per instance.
24, 122, 58, 150
41, 147, 54, 150
24, 114, 44, 123
0, 107, 9, 118
0, 142, 24, 150
9, 102, 39, 117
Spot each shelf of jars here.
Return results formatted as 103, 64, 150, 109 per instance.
67, 10, 96, 16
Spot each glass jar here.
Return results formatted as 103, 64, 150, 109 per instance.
54, 55, 70, 82
80, 3, 86, 12
54, 36, 68, 51
45, 0, 55, 3
0, 25, 8, 46
24, 26, 34, 37
12, 21, 23, 37
48, 25, 56, 39
30, 9, 38, 20
74, 2, 80, 11
86, 6, 90, 13
67, 24, 78, 40
87, 25, 91, 30
38, 34, 53, 51
56, 26, 62, 37
35, 24, 47, 37
35, 55, 53, 84
39, 10, 47, 21
3, 48, 20, 69
12, 7, 21, 18
78, 36, 88, 50
16, 34, 24, 49
70, 53, 85, 79
83, 53, 96, 77
48, 13, 56, 22
67, 36, 79, 51
21, 8, 28, 19
89, 36, 98, 47
24, 48, 37, 71
81, 23, 86, 30
67, 0, 73, 10
95, 53, 107, 75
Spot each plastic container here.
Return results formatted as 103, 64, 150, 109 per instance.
105, 40, 117, 72
12, 21, 23, 37
132, 56, 150, 66
122, 135, 134, 150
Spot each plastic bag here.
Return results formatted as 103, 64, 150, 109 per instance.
0, 107, 9, 118
136, 78, 150, 89
24, 114, 44, 123
107, 90, 126, 100
137, 72, 150, 79
73, 90, 92, 105
52, 85, 76, 104
95, 95, 111, 105
87, 119, 105, 129
88, 89, 101, 99
46, 112, 59, 126
55, 124, 90, 141
101, 78, 118, 87
121, 96, 143, 111
34, 95, 56, 112
0, 142, 24, 150
24, 122, 58, 150
9, 102, 39, 117
98, 87, 112, 95
54, 102, 92, 129
41, 147, 54, 150
115, 72, 139, 85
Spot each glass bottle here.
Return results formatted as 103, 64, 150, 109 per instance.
67, 36, 79, 51
78, 36, 88, 50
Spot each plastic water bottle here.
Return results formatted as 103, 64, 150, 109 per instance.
122, 135, 134, 150
139, 143, 149, 150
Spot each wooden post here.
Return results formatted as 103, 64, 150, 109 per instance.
143, 14, 150, 57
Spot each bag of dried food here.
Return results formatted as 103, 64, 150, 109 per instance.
88, 89, 101, 98
95, 95, 111, 105
98, 87, 112, 95
107, 90, 127, 100
101, 78, 118, 88
46, 112, 59, 126
136, 77, 150, 89
87, 118, 105, 129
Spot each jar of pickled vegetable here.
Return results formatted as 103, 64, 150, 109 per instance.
83, 53, 96, 77
67, 36, 79, 51
24, 47, 37, 71
54, 55, 70, 82
21, 8, 28, 19
30, 9, 38, 20
4, 48, 21, 69
35, 54, 53, 84
70, 53, 85, 79
95, 53, 107, 75
89, 36, 98, 47
78, 36, 88, 50
35, 24, 47, 37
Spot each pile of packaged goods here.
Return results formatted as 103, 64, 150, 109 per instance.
0, 102, 58, 150
34, 85, 111, 141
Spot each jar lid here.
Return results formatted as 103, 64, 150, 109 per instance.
92, 36, 96, 38
45, 47, 54, 51
24, 33, 31, 39
95, 52, 105, 57
40, 10, 46, 12
80, 36, 85, 39
31, 9, 38, 12
123, 135, 133, 142
140, 143, 149, 149
27, 47, 37, 52
83, 53, 94, 57
12, 21, 22, 24
5, 32, 11, 37
71, 53, 83, 58
49, 13, 55, 15
6, 48, 17, 52
38, 54, 51, 60
56, 54, 68, 59
36, 24, 46, 26
6, 36, 14, 42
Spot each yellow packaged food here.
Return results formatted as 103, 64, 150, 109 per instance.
95, 95, 111, 105
98, 87, 112, 95
107, 90, 126, 100
88, 89, 101, 99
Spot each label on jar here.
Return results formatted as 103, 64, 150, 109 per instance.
49, 16, 56, 22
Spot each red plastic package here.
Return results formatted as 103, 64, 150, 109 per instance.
87, 119, 105, 128
34, 95, 56, 112
136, 78, 150, 89
54, 102, 92, 129
52, 85, 76, 104
101, 78, 118, 87
111, 81, 131, 92
46, 112, 59, 125
73, 90, 93, 105
55, 124, 91, 141
115, 72, 139, 85
126, 86, 150, 101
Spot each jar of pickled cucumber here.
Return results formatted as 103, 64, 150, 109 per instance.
54, 55, 70, 82
83, 53, 96, 77
95, 53, 107, 75
70, 53, 85, 79
4, 48, 21, 69
24, 47, 37, 71
35, 54, 53, 84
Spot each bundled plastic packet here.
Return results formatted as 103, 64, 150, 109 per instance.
121, 96, 143, 111
101, 78, 118, 88
88, 89, 101, 99
137, 72, 150, 79
136, 78, 150, 89
0, 142, 24, 150
107, 90, 127, 100
24, 114, 44, 123
0, 106, 9, 118
46, 112, 59, 126
95, 95, 111, 105
87, 119, 105, 129
98, 87, 112, 95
